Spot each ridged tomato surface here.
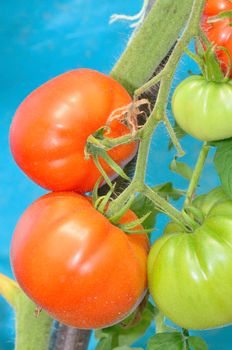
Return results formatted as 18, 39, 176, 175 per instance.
10, 69, 137, 193
11, 192, 149, 329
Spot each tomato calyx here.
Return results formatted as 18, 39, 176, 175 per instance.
194, 35, 231, 82
207, 9, 232, 23
181, 205, 204, 233
92, 185, 152, 234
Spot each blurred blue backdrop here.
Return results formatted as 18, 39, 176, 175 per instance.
0, 0, 231, 349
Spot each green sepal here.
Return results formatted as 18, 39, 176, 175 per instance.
109, 194, 135, 224
100, 151, 131, 182
170, 157, 193, 180
207, 10, 232, 23
97, 184, 116, 213
92, 176, 103, 206
118, 211, 152, 230
93, 155, 113, 188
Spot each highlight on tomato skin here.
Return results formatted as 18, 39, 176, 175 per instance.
9, 69, 137, 193
204, 0, 232, 16
10, 192, 149, 329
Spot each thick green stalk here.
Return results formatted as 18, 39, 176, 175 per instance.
110, 0, 194, 94
15, 295, 52, 350
0, 274, 52, 350
109, 0, 206, 221
184, 143, 210, 208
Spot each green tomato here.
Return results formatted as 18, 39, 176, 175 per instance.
172, 75, 232, 141
148, 188, 232, 330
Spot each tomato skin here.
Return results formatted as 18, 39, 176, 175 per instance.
202, 0, 232, 76
172, 75, 232, 141
148, 189, 232, 330
204, 0, 232, 16
10, 192, 149, 329
10, 69, 137, 193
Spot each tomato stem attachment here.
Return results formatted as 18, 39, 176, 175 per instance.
184, 142, 210, 208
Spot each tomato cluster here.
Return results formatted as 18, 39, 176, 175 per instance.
10, 69, 148, 329
10, 0, 232, 336
172, 0, 232, 142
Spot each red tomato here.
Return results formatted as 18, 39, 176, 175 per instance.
10, 69, 137, 193
202, 0, 232, 75
204, 0, 232, 16
10, 192, 149, 329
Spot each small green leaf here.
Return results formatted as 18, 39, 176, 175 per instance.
154, 182, 185, 201
130, 194, 159, 230
92, 177, 103, 206
214, 138, 232, 198
109, 194, 135, 224
95, 336, 112, 350
147, 332, 184, 350
131, 182, 184, 230
188, 336, 208, 350
113, 347, 143, 350
93, 155, 113, 188
118, 211, 152, 230
96, 302, 156, 348
100, 151, 131, 182
170, 157, 192, 180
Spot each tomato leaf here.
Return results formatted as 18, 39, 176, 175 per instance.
113, 347, 143, 350
146, 332, 184, 350
130, 194, 159, 230
214, 138, 232, 198
95, 336, 113, 350
154, 182, 185, 201
96, 301, 156, 348
188, 336, 208, 350
131, 182, 184, 230
170, 157, 192, 180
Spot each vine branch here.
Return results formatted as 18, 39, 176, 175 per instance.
108, 0, 206, 222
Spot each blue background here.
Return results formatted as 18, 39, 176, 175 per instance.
0, 0, 231, 349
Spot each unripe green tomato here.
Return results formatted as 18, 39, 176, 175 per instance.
172, 75, 232, 141
193, 186, 229, 216
148, 188, 232, 330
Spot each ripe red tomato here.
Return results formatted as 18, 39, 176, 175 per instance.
202, 0, 232, 75
10, 192, 149, 329
10, 69, 137, 193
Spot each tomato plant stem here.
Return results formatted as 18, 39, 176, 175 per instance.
0, 274, 52, 350
163, 114, 185, 157
109, 0, 206, 223
110, 0, 195, 94
184, 143, 210, 208
143, 185, 188, 229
